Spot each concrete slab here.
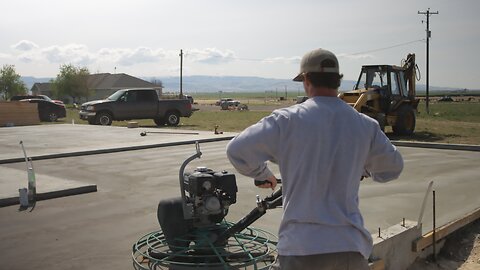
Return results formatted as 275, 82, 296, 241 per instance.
0, 124, 235, 163
0, 124, 478, 269
0, 166, 97, 207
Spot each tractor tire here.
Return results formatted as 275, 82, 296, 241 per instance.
392, 105, 416, 135
375, 113, 386, 132
154, 117, 165, 126
165, 111, 180, 126
96, 112, 113, 126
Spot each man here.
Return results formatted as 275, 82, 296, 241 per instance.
226, 48, 403, 269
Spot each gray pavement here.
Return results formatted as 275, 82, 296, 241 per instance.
0, 124, 234, 207
0, 124, 479, 270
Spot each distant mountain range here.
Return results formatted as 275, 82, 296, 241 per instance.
22, 75, 466, 93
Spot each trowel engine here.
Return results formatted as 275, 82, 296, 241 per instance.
156, 142, 239, 251
182, 166, 238, 226
155, 142, 281, 255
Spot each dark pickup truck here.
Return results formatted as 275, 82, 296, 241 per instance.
79, 88, 193, 126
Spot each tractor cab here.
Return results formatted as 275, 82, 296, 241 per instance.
339, 54, 420, 135
354, 65, 414, 113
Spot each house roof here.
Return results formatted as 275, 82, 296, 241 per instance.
31, 82, 52, 93
87, 73, 160, 90
30, 73, 162, 93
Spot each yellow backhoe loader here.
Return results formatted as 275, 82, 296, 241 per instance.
339, 54, 420, 135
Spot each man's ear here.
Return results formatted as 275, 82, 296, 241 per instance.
303, 79, 312, 97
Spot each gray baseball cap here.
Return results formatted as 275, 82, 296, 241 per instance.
293, 48, 340, 81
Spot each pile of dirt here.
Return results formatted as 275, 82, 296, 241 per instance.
408, 219, 480, 270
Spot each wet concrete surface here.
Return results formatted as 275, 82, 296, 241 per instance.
0, 125, 479, 270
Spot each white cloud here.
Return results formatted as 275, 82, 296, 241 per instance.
42, 44, 94, 65
187, 48, 236, 64
6, 41, 240, 69
97, 47, 168, 66
18, 52, 38, 63
11, 40, 39, 51
116, 47, 166, 66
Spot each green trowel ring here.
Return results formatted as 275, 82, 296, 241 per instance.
132, 222, 278, 270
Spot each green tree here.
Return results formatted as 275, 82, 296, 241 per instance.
52, 64, 91, 103
0, 64, 27, 100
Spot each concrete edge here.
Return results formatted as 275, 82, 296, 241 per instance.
392, 141, 480, 152
369, 220, 421, 270
369, 209, 480, 269
413, 207, 480, 252
0, 136, 235, 164
0, 184, 97, 207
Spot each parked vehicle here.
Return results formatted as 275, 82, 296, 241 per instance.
220, 100, 241, 110
184, 95, 194, 104
79, 88, 193, 126
296, 96, 309, 104
11, 95, 64, 105
215, 98, 233, 106
438, 96, 454, 102
19, 99, 66, 122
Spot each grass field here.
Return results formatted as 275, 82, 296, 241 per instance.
58, 98, 480, 145
407, 102, 480, 145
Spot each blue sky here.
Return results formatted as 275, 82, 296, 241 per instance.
1, 0, 479, 89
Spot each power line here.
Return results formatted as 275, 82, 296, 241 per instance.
348, 39, 425, 56
184, 39, 426, 63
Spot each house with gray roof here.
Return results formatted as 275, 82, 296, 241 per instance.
31, 82, 54, 97
31, 73, 162, 103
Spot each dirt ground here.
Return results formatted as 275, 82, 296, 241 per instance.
409, 219, 480, 270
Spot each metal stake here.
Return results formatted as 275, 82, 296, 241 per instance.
433, 190, 436, 262
417, 181, 434, 229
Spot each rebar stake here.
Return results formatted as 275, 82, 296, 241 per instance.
433, 190, 436, 262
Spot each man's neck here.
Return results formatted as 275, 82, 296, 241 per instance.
309, 87, 338, 97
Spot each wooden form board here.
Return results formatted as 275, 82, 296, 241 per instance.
0, 101, 40, 126
412, 207, 480, 252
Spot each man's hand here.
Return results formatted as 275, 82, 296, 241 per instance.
254, 175, 278, 190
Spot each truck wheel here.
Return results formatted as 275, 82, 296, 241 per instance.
154, 117, 165, 126
392, 105, 416, 135
166, 111, 180, 126
47, 112, 58, 122
96, 112, 113, 126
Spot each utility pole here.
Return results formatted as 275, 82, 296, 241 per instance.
418, 8, 439, 115
179, 49, 183, 98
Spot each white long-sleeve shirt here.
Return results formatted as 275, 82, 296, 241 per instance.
226, 96, 403, 258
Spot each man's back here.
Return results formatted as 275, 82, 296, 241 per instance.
227, 96, 403, 257
226, 48, 403, 269
271, 96, 402, 257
